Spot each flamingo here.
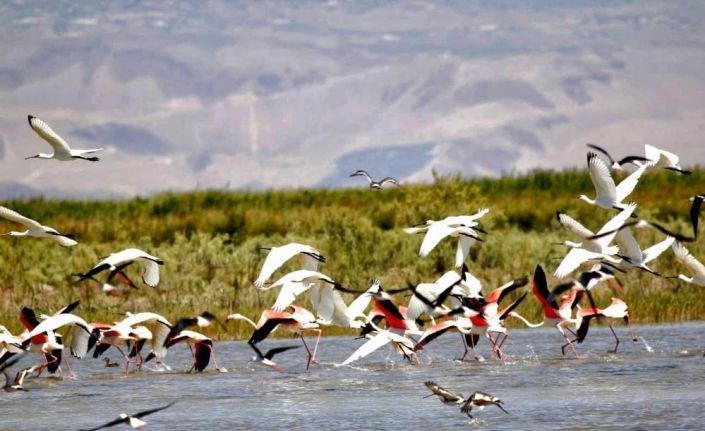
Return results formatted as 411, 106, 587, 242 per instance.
227, 305, 322, 370
163, 330, 223, 372
254, 242, 325, 287
94, 312, 172, 372
643, 144, 690, 175
575, 298, 637, 352
554, 204, 636, 278
349, 170, 401, 190
77, 248, 164, 288
405, 210, 488, 267
671, 242, 705, 286
579, 152, 646, 212
529, 265, 584, 357
0, 206, 77, 246
25, 115, 103, 162
259, 269, 358, 312
337, 318, 418, 366
79, 402, 176, 430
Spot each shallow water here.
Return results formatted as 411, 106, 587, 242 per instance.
2, 323, 704, 430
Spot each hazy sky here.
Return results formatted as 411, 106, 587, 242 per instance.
0, 0, 703, 198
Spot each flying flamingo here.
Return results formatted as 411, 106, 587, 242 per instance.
227, 305, 321, 370
575, 297, 637, 352
163, 330, 223, 372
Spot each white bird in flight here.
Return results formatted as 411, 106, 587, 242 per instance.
579, 152, 646, 212
614, 227, 674, 275
259, 269, 358, 312
554, 204, 636, 278
405, 209, 488, 267
0, 206, 77, 247
254, 242, 325, 287
643, 144, 690, 175
25, 115, 103, 162
671, 242, 705, 286
77, 248, 164, 288
349, 170, 401, 190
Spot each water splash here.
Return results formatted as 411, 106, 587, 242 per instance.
640, 336, 654, 353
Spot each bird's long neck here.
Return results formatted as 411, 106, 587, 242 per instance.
5, 230, 29, 237
234, 315, 257, 328
508, 312, 544, 328
578, 195, 595, 205
563, 240, 582, 249
678, 274, 694, 283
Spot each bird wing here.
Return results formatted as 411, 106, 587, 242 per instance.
312, 283, 341, 323
641, 236, 675, 264
79, 416, 129, 431
345, 292, 373, 322
150, 319, 172, 358
455, 235, 475, 267
406, 283, 440, 321
28, 115, 72, 154
554, 248, 604, 279
254, 243, 321, 287
587, 153, 617, 202
690, 195, 703, 239
672, 242, 705, 277
379, 177, 400, 187
69, 323, 93, 358
52, 234, 78, 247
556, 212, 594, 238
264, 345, 300, 360
643, 144, 660, 163
352, 170, 373, 184
25, 313, 90, 340
594, 203, 636, 247
339, 332, 393, 365
486, 277, 528, 304
586, 143, 615, 166
0, 206, 42, 229
134, 401, 177, 419
139, 258, 161, 287
614, 228, 642, 262
419, 224, 456, 257
615, 164, 647, 203
272, 281, 312, 311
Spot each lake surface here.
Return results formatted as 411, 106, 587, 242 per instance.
2, 322, 704, 430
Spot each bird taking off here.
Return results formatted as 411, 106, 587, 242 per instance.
350, 170, 401, 190
25, 115, 103, 162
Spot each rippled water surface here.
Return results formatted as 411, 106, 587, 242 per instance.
2, 323, 704, 430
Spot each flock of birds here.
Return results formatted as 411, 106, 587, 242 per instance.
0, 115, 704, 428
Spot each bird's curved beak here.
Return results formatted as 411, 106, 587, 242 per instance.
24, 155, 38, 160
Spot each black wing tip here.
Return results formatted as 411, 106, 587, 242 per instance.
27, 114, 36, 124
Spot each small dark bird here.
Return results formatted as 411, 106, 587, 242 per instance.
249, 343, 300, 372
349, 170, 401, 190
460, 391, 509, 419
79, 401, 176, 430
424, 382, 509, 419
103, 357, 119, 368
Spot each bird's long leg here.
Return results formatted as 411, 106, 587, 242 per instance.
497, 333, 509, 349
300, 333, 314, 371
309, 329, 321, 366
188, 344, 197, 373
608, 324, 620, 353
44, 353, 64, 379
469, 334, 480, 361
459, 333, 469, 360
557, 325, 579, 358
205, 344, 222, 372
115, 346, 131, 374
487, 334, 505, 365
136, 351, 144, 371
62, 354, 77, 379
